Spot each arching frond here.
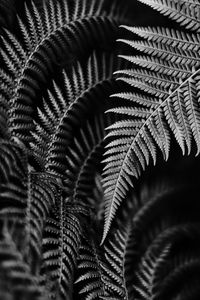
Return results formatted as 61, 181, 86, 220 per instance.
101, 222, 131, 300
0, 225, 46, 300
133, 244, 171, 300
102, 0, 200, 242
123, 175, 200, 300
42, 200, 89, 299
75, 234, 105, 300
0, 140, 27, 246
0, 0, 120, 143
0, 140, 58, 273
24, 172, 58, 272
64, 115, 106, 200
137, 0, 200, 32
30, 52, 119, 179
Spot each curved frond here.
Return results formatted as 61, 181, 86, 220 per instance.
137, 0, 200, 32
30, 52, 118, 180
42, 201, 89, 299
0, 225, 46, 299
0, 140, 27, 244
24, 172, 58, 271
101, 222, 131, 300
0, 0, 119, 143
123, 175, 200, 300
75, 234, 105, 300
102, 2, 200, 242
0, 140, 57, 273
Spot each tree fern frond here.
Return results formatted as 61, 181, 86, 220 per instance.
0, 225, 46, 299
118, 55, 192, 78
30, 52, 118, 175
24, 172, 58, 272
123, 171, 200, 299
118, 38, 200, 67
64, 115, 106, 200
137, 0, 200, 32
101, 221, 132, 299
0, 0, 119, 143
75, 234, 105, 300
42, 200, 89, 299
0, 140, 59, 273
133, 244, 171, 300
122, 26, 200, 51
0, 140, 27, 228
102, 1, 200, 242
158, 258, 200, 300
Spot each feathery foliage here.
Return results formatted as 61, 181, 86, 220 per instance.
102, 0, 200, 241
0, 0, 200, 299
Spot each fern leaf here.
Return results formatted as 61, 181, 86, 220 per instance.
118, 39, 200, 67
0, 140, 58, 273
24, 172, 57, 272
102, 2, 200, 242
101, 222, 132, 299
64, 115, 106, 200
30, 52, 118, 177
121, 26, 200, 51
0, 140, 27, 235
0, 0, 119, 142
133, 244, 171, 300
42, 201, 89, 299
75, 234, 105, 300
160, 259, 200, 300
0, 225, 46, 299
137, 0, 200, 32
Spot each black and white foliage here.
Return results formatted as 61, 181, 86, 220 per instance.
0, 0, 200, 299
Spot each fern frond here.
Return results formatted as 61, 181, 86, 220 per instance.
0, 140, 57, 272
0, 0, 119, 143
102, 2, 200, 242
118, 38, 200, 67
24, 172, 57, 272
0, 140, 27, 233
64, 115, 106, 200
75, 234, 105, 300
158, 257, 200, 300
123, 173, 200, 299
101, 222, 132, 299
137, 0, 200, 32
0, 226, 46, 299
42, 200, 88, 299
133, 244, 170, 300
123, 26, 200, 51
30, 52, 117, 175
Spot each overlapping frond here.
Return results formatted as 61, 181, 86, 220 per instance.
64, 115, 106, 200
123, 172, 200, 300
102, 0, 200, 242
137, 0, 200, 32
75, 234, 105, 300
0, 0, 120, 143
24, 172, 58, 270
0, 139, 58, 270
0, 140, 28, 249
101, 222, 131, 300
133, 244, 170, 300
0, 228, 46, 300
42, 200, 89, 299
30, 52, 119, 191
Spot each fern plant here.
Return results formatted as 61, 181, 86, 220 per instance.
0, 0, 200, 299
